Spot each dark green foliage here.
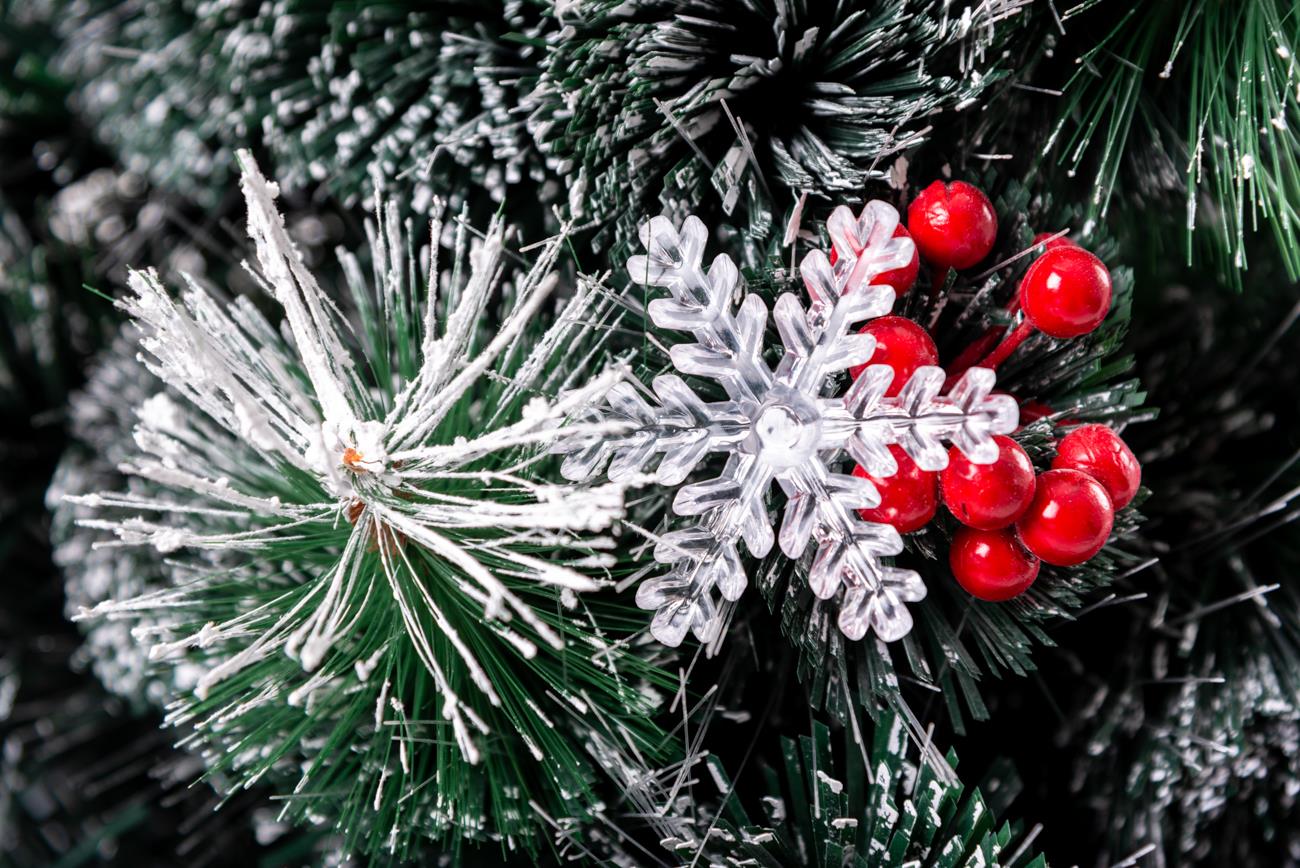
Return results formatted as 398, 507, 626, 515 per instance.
47, 0, 237, 205
5, 0, 1300, 864
529, 0, 1036, 261
671, 712, 1046, 866
41, 0, 555, 220
258, 0, 554, 216
1039, 268, 1300, 865
0, 199, 107, 583
0, 639, 323, 867
0, 1, 73, 136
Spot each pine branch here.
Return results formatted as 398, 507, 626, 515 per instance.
58, 154, 678, 860
667, 712, 1046, 866
527, 0, 1038, 262
1046, 0, 1300, 287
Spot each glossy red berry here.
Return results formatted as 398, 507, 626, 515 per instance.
854, 445, 938, 534
940, 435, 1037, 530
848, 316, 938, 395
1031, 232, 1076, 252
1052, 424, 1142, 509
1015, 468, 1114, 566
1017, 245, 1112, 339
907, 180, 998, 271
950, 527, 1041, 601
830, 224, 920, 297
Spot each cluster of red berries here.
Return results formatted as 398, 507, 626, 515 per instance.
835, 179, 1138, 603
946, 424, 1140, 601
852, 425, 1141, 602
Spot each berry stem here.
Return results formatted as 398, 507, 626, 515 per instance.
974, 318, 1035, 371
928, 264, 950, 303
945, 326, 1005, 383
946, 292, 1023, 378
946, 318, 1036, 388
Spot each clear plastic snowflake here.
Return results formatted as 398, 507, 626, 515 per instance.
558, 201, 1018, 647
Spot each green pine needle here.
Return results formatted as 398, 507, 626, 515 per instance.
529, 0, 1036, 261
1047, 0, 1300, 287
670, 712, 1046, 866
58, 157, 679, 861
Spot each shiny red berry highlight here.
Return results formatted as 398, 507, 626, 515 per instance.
853, 445, 938, 534
907, 180, 998, 271
849, 316, 938, 396
1017, 245, 1112, 339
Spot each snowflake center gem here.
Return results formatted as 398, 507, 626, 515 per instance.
750, 389, 821, 468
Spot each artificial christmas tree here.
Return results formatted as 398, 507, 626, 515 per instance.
2, 1, 1298, 865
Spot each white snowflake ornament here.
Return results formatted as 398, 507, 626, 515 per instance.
558, 200, 1018, 647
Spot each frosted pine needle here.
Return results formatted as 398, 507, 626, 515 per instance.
65, 152, 674, 858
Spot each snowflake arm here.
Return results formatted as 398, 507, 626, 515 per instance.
630, 215, 774, 404
840, 364, 1018, 476
636, 451, 776, 646
558, 375, 748, 486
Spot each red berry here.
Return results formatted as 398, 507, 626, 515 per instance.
940, 435, 1037, 530
848, 315, 938, 396
1031, 232, 1076, 252
907, 180, 998, 271
830, 224, 920, 297
1015, 468, 1114, 566
853, 445, 938, 534
1017, 246, 1112, 339
950, 527, 1041, 601
1052, 424, 1141, 509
